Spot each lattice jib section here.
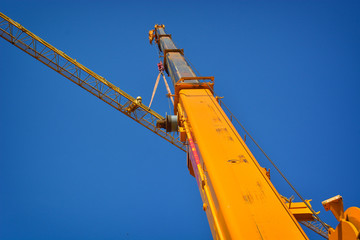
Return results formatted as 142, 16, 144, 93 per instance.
0, 12, 186, 152
300, 221, 329, 239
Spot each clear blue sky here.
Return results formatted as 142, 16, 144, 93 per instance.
1, 1, 359, 239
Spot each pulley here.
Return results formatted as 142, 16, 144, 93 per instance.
157, 115, 178, 132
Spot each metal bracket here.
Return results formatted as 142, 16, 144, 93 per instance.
158, 34, 171, 39
174, 76, 215, 114
155, 34, 172, 45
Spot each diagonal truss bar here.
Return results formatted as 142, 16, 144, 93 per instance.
300, 221, 329, 239
0, 12, 186, 152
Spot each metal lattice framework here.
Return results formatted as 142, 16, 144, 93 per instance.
0, 12, 186, 152
300, 221, 329, 239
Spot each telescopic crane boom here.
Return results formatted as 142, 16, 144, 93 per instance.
151, 24, 309, 240
1, 11, 359, 240
150, 25, 360, 240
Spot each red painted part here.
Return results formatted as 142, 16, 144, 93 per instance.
157, 61, 165, 72
187, 132, 201, 187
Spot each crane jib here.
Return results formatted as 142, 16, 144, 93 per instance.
0, 12, 186, 152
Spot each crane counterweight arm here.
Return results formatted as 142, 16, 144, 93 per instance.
0, 12, 186, 152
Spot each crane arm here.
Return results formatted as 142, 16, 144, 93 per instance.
152, 24, 309, 240
152, 25, 360, 240
0, 12, 185, 152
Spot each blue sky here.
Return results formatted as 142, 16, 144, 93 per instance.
1, 1, 359, 239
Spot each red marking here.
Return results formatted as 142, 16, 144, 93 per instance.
157, 61, 164, 72
188, 135, 200, 165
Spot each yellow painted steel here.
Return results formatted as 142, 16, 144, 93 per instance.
2, 10, 360, 239
179, 104, 225, 239
285, 200, 316, 221
179, 89, 308, 239
322, 196, 360, 240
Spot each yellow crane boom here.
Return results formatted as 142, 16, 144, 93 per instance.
1, 11, 359, 240
152, 24, 309, 239
151, 24, 360, 240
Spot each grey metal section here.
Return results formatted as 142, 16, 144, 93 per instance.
158, 28, 176, 49
156, 28, 197, 86
166, 115, 178, 132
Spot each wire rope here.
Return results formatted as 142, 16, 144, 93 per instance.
154, 31, 329, 232
219, 100, 329, 230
